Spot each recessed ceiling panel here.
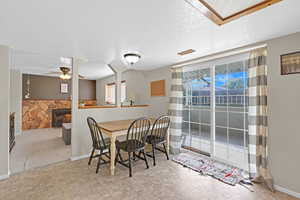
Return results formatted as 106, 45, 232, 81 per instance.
186, 0, 283, 25
204, 0, 264, 18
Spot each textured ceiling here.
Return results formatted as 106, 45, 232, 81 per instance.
1, 0, 300, 80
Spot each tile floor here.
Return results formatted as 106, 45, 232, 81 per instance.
10, 128, 71, 174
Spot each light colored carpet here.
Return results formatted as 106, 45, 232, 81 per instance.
10, 128, 71, 174
1, 153, 297, 200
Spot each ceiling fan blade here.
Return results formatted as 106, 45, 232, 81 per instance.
64, 72, 84, 79
45, 71, 85, 79
79, 74, 85, 79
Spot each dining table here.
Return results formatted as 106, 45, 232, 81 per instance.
98, 118, 170, 175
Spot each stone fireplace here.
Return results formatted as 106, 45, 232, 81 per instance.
22, 99, 71, 130
22, 99, 94, 130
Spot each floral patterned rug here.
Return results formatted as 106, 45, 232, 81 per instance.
173, 152, 249, 186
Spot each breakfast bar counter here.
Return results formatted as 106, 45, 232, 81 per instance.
79, 105, 149, 109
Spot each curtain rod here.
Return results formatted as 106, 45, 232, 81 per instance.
171, 43, 267, 69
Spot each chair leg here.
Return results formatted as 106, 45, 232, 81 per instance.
119, 150, 124, 163
142, 150, 149, 169
162, 143, 169, 160
115, 149, 119, 166
128, 152, 132, 177
96, 151, 102, 174
133, 152, 136, 161
152, 144, 156, 166
88, 148, 95, 165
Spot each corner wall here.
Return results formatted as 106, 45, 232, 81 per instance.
10, 69, 22, 135
96, 70, 148, 105
266, 32, 300, 194
0, 45, 10, 179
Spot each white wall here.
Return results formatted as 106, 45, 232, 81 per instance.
123, 70, 148, 104
0, 45, 10, 179
72, 107, 149, 158
10, 69, 22, 135
144, 66, 172, 118
96, 70, 148, 105
266, 32, 300, 194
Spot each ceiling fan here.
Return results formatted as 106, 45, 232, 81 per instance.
45, 66, 85, 80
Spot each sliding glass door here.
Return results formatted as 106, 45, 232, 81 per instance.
182, 67, 212, 155
182, 55, 249, 170
214, 60, 248, 169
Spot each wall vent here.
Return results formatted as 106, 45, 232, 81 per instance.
178, 49, 196, 56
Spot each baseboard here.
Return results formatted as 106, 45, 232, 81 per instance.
275, 185, 300, 199
70, 154, 90, 161
0, 174, 9, 181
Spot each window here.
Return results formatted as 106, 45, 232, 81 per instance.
121, 81, 126, 103
182, 53, 249, 170
105, 83, 115, 104
105, 81, 126, 104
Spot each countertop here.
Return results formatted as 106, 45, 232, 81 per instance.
78, 105, 149, 109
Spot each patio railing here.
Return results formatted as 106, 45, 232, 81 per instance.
184, 95, 248, 106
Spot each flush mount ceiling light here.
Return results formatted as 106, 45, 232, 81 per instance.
185, 0, 282, 25
124, 53, 141, 65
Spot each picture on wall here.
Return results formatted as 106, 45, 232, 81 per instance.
150, 80, 166, 97
60, 83, 68, 93
281, 51, 300, 75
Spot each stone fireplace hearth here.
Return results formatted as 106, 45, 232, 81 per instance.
52, 108, 71, 128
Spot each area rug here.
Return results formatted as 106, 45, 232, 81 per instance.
172, 152, 249, 186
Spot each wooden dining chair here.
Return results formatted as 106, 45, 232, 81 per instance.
115, 118, 151, 177
146, 115, 170, 166
87, 117, 111, 174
